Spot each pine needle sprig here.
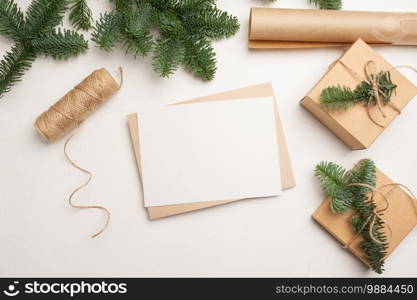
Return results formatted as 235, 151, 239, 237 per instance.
309, 0, 342, 10
0, 0, 88, 98
92, 0, 239, 81
314, 161, 353, 214
184, 8, 240, 40
320, 71, 397, 111
260, 0, 343, 10
351, 197, 388, 274
355, 71, 397, 106
320, 85, 358, 111
350, 159, 377, 196
69, 0, 93, 31
32, 28, 89, 59
121, 6, 154, 57
314, 159, 388, 273
24, 0, 69, 35
91, 11, 122, 51
177, 0, 217, 10
0, 0, 25, 41
348, 160, 386, 274
183, 37, 217, 81
0, 44, 36, 96
153, 36, 185, 77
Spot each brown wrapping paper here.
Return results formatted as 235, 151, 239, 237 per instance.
300, 39, 417, 150
249, 8, 417, 49
128, 83, 295, 220
313, 168, 417, 267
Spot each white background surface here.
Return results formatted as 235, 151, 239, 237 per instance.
1, 0, 417, 277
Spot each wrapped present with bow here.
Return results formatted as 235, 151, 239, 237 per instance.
313, 159, 417, 274
300, 39, 417, 149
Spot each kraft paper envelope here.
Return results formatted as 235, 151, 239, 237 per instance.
249, 8, 417, 49
127, 83, 295, 220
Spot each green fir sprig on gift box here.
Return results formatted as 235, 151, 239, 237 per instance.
320, 71, 397, 111
0, 0, 88, 98
92, 0, 240, 81
314, 159, 388, 274
261, 0, 342, 10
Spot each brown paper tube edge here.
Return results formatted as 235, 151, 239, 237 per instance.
248, 8, 253, 42
249, 40, 348, 49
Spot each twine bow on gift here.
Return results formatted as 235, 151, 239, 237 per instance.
324, 60, 417, 128
364, 61, 391, 119
342, 183, 417, 254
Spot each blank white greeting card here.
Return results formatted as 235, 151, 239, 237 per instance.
138, 97, 281, 207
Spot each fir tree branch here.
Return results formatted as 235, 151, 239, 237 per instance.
0, 0, 88, 98
175, 0, 216, 10
320, 85, 357, 111
0, 44, 36, 98
315, 162, 352, 196
314, 159, 388, 273
185, 8, 240, 40
314, 161, 353, 214
260, 0, 342, 9
349, 158, 386, 273
183, 38, 216, 81
122, 30, 153, 57
309, 0, 342, 10
32, 28, 88, 59
69, 0, 93, 31
114, 0, 132, 12
91, 11, 122, 51
0, 0, 25, 42
121, 7, 153, 57
320, 72, 397, 112
157, 10, 184, 35
352, 198, 388, 274
126, 2, 153, 32
355, 71, 397, 106
153, 36, 185, 77
25, 0, 68, 35
92, 0, 239, 80
350, 159, 377, 196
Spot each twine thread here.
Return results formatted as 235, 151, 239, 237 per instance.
34, 67, 123, 238
341, 182, 417, 258
332, 60, 403, 128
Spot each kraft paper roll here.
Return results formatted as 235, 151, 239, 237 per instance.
249, 8, 417, 49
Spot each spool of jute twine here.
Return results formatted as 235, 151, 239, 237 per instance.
34, 67, 123, 238
35, 68, 122, 142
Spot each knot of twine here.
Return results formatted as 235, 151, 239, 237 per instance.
35, 67, 123, 238
332, 60, 417, 128
342, 183, 417, 254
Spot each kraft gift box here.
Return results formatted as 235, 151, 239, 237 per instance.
313, 168, 417, 267
300, 39, 417, 150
